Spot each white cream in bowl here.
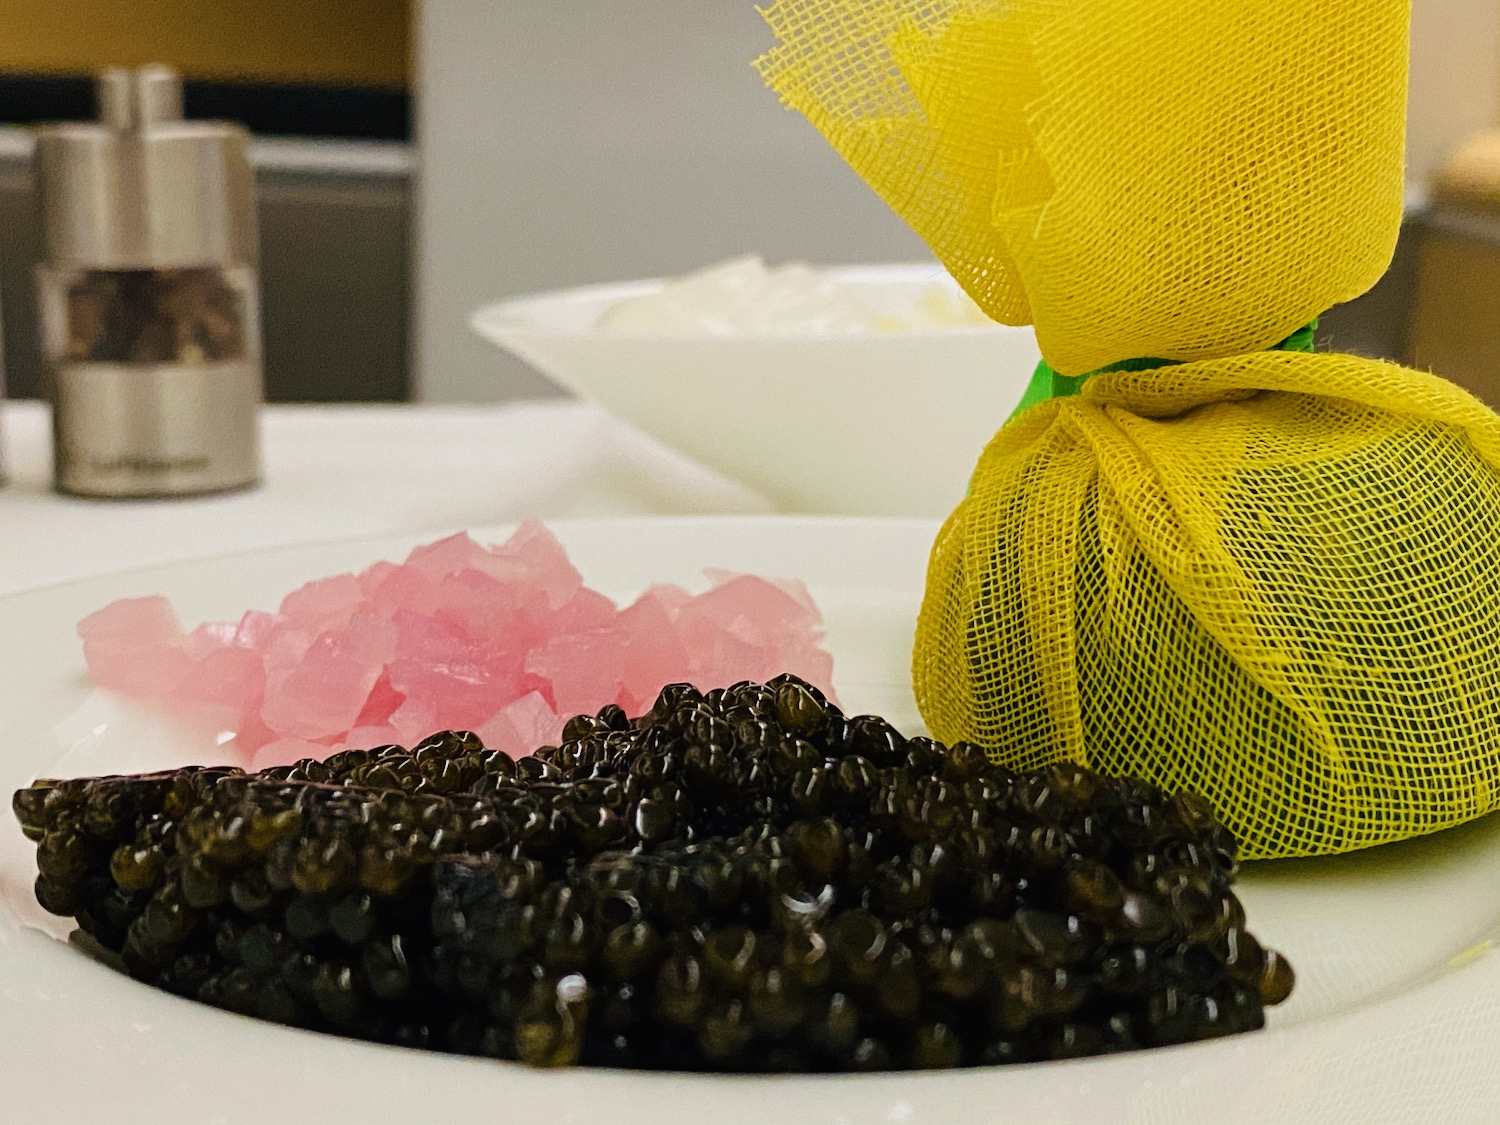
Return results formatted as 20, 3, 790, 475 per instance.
595, 255, 992, 336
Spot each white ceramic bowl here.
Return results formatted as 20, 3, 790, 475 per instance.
471, 264, 1040, 516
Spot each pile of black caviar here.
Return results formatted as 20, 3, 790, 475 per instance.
12, 674, 1292, 1071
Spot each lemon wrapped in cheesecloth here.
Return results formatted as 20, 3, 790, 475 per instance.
758, 0, 1500, 859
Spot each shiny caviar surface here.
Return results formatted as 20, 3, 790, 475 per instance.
13, 675, 1292, 1071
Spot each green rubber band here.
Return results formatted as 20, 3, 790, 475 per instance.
1010, 318, 1319, 420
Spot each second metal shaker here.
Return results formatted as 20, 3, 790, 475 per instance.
34, 65, 263, 498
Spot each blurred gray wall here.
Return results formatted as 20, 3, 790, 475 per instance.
414, 1, 930, 404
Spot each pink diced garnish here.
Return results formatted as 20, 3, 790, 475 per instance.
78, 522, 835, 764
167, 645, 264, 731
277, 573, 363, 632
260, 614, 398, 741
183, 620, 239, 660
386, 610, 506, 729
526, 629, 628, 718
79, 594, 182, 648
476, 691, 562, 759
545, 586, 618, 636
430, 568, 527, 649
351, 668, 405, 729
470, 521, 584, 611
360, 559, 440, 618
385, 696, 440, 749
403, 531, 490, 581
700, 570, 822, 632
78, 595, 194, 698
233, 609, 277, 649
616, 591, 695, 712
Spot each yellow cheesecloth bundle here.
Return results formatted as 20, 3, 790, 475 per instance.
758, 0, 1500, 859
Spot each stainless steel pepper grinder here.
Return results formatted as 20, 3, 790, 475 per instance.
34, 65, 263, 497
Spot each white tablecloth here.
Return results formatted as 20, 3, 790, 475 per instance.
0, 400, 770, 597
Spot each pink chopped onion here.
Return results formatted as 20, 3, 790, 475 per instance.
79, 522, 836, 764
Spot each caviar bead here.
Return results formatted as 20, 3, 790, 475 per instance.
773, 679, 827, 735
33, 874, 82, 916
746, 965, 805, 1035
14, 675, 1291, 1072
848, 1036, 892, 1071
909, 1021, 963, 1069
783, 817, 846, 880
1258, 948, 1296, 1006
696, 997, 755, 1060
109, 842, 166, 891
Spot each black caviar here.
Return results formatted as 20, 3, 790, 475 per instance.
12, 674, 1292, 1070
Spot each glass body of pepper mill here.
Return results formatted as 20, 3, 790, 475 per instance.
33, 65, 263, 498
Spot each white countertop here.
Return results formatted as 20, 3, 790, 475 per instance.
0, 399, 770, 597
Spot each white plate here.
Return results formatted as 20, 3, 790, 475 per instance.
471, 265, 1040, 518
2, 516, 1499, 1125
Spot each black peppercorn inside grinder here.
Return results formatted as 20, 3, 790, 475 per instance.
34, 65, 262, 497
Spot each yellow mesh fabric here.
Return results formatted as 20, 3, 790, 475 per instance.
757, 0, 1500, 858
756, 0, 1409, 375
915, 353, 1500, 859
